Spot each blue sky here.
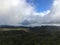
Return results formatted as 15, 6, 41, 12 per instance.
27, 0, 53, 12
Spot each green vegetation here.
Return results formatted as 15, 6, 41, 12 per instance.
0, 26, 59, 45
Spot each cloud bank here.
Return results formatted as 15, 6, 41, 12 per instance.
0, 0, 60, 26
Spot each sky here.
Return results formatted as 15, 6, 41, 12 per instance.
0, 0, 60, 26
27, 0, 53, 12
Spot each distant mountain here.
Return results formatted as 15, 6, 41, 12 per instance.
0, 25, 60, 32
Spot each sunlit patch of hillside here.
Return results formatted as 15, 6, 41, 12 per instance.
0, 28, 29, 32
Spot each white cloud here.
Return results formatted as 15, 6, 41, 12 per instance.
32, 10, 50, 16
53, 0, 57, 6
49, 0, 60, 23
0, 0, 35, 25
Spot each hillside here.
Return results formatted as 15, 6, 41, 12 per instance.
0, 26, 60, 45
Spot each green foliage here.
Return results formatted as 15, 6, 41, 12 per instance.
0, 26, 60, 45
